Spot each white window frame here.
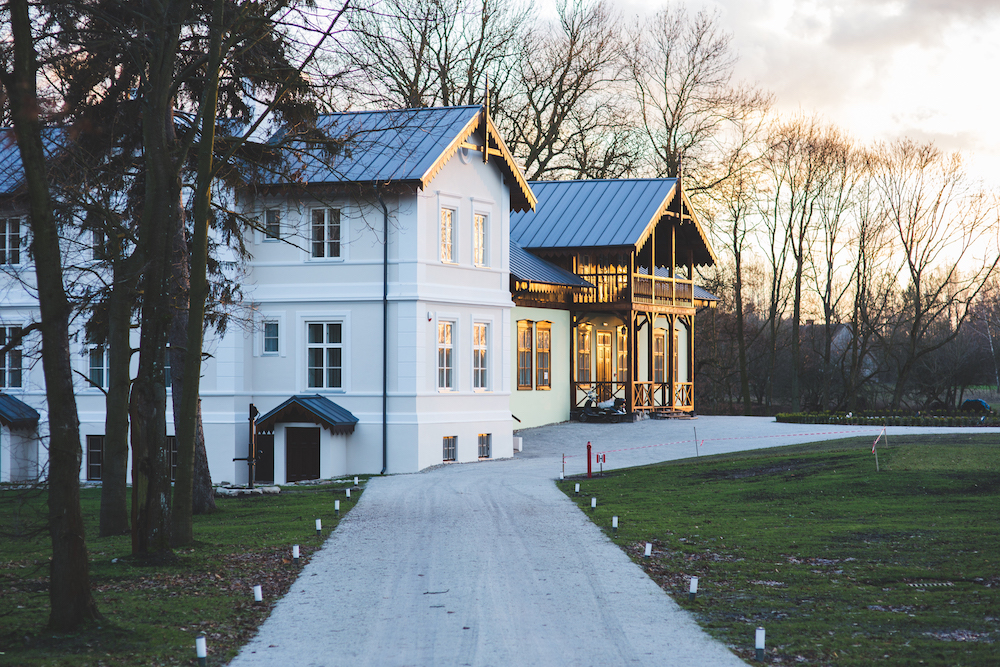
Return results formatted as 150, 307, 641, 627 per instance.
310, 207, 342, 260
478, 433, 492, 459
473, 212, 488, 267
0, 325, 23, 389
440, 207, 456, 263
1, 216, 23, 266
437, 319, 456, 390
263, 207, 281, 241
306, 320, 345, 390
87, 344, 109, 389
472, 321, 489, 391
263, 320, 280, 356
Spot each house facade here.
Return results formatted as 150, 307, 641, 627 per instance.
0, 106, 719, 485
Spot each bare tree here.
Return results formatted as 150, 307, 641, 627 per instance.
870, 140, 1000, 409
631, 5, 770, 185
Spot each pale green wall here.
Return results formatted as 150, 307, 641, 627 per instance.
510, 306, 571, 429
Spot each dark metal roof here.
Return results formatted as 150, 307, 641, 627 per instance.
0, 393, 40, 430
259, 105, 535, 211
257, 395, 358, 436
510, 178, 715, 266
0, 128, 68, 196
510, 242, 593, 288
694, 285, 719, 302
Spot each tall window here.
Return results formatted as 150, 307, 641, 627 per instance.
473, 322, 488, 390
443, 436, 457, 462
440, 208, 455, 262
617, 327, 628, 382
311, 208, 341, 258
86, 435, 104, 481
264, 208, 280, 239
473, 213, 487, 266
1, 217, 21, 265
164, 343, 171, 389
263, 321, 279, 355
168, 435, 178, 482
576, 326, 592, 384
0, 326, 22, 388
307, 322, 343, 389
517, 320, 532, 389
536, 322, 551, 389
438, 321, 454, 389
653, 332, 665, 383
478, 433, 491, 459
88, 345, 109, 389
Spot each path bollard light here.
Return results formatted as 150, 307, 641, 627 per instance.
755, 626, 765, 661
346, 488, 351, 499
575, 483, 580, 494
335, 499, 340, 515
612, 516, 618, 534
559, 471, 564, 480
644, 542, 652, 559
195, 635, 207, 666
292, 545, 300, 565
354, 476, 359, 486
253, 585, 263, 603
315, 518, 322, 536
689, 577, 698, 601
591, 497, 597, 510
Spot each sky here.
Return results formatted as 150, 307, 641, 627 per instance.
613, 0, 1000, 185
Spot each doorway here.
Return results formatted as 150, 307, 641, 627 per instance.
255, 434, 275, 483
596, 331, 613, 401
286, 427, 320, 482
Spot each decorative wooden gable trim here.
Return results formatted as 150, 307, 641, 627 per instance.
419, 110, 537, 213
634, 185, 717, 267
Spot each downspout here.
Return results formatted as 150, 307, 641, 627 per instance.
376, 186, 389, 475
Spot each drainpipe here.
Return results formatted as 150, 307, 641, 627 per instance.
376, 186, 389, 475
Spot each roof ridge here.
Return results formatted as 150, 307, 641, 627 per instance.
528, 177, 677, 185
318, 105, 482, 119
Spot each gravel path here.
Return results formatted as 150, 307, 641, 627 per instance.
229, 417, 1000, 667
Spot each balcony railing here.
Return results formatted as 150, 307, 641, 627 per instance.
573, 381, 694, 413
572, 270, 695, 308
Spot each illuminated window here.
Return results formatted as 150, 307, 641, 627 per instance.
576, 326, 592, 384
478, 433, 491, 459
617, 327, 628, 382
440, 208, 455, 262
473, 322, 488, 390
443, 435, 457, 462
517, 320, 532, 389
438, 321, 454, 389
536, 322, 551, 389
473, 213, 488, 266
654, 332, 665, 383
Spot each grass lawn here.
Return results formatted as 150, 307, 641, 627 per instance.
558, 434, 1000, 666
0, 480, 366, 666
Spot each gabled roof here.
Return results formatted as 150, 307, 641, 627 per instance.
0, 393, 40, 430
256, 395, 358, 436
0, 128, 68, 196
510, 178, 715, 266
264, 105, 536, 212
510, 242, 593, 288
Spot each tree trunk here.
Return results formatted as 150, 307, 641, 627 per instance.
733, 234, 752, 415
99, 263, 132, 536
169, 201, 194, 546
192, 399, 216, 514
0, 0, 101, 629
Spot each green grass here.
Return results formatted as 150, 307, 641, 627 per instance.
559, 434, 1000, 666
0, 480, 367, 666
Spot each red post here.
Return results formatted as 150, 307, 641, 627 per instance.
587, 441, 592, 478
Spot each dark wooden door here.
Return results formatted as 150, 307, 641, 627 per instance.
286, 427, 320, 482
255, 434, 275, 483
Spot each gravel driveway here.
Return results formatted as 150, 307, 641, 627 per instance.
229, 417, 1000, 666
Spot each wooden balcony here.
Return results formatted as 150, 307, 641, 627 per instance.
572, 271, 695, 310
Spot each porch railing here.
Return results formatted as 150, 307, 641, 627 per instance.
574, 381, 695, 412
571, 271, 695, 308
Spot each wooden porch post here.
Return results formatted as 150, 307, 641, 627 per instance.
668, 314, 675, 409
688, 314, 696, 412
646, 311, 654, 409
627, 310, 636, 414
570, 314, 577, 415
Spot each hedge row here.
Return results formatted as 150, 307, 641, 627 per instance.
775, 412, 999, 427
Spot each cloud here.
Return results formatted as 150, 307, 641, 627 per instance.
825, 0, 1000, 51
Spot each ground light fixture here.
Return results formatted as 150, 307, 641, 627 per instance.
253, 585, 263, 603
612, 516, 618, 533
644, 542, 652, 558
195, 635, 207, 666
689, 577, 698, 601
591, 497, 597, 510
315, 518, 322, 536
335, 499, 340, 515
354, 476, 359, 485
755, 626, 765, 661
346, 488, 351, 499
292, 544, 300, 564
575, 483, 580, 494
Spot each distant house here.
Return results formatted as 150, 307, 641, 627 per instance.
509, 179, 717, 428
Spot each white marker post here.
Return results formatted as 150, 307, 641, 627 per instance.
292, 544, 300, 565
253, 584, 263, 603
354, 476, 359, 486
591, 497, 597, 511
612, 516, 618, 534
644, 542, 652, 559
335, 499, 340, 516
694, 427, 699, 457
346, 488, 351, 499
195, 635, 207, 666
689, 576, 698, 601
755, 627, 765, 661
315, 518, 322, 536
575, 483, 580, 494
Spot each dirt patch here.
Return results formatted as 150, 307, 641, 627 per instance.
694, 458, 830, 481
